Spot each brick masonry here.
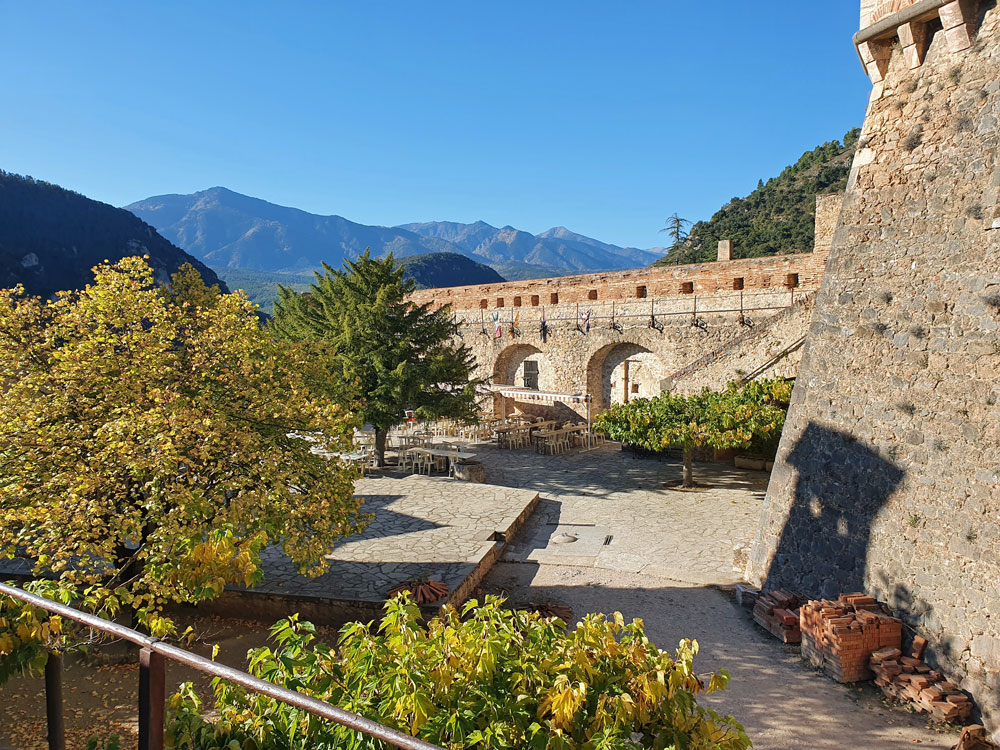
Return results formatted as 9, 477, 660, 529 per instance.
747, 1, 999, 731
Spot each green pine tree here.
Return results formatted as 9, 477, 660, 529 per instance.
271, 250, 483, 466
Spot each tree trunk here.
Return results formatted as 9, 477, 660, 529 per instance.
374, 429, 387, 467
682, 447, 694, 488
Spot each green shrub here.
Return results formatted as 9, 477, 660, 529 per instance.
595, 379, 792, 486
166, 595, 749, 749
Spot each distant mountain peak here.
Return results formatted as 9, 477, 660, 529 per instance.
128, 187, 661, 282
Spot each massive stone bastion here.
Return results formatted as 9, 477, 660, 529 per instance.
747, 0, 1000, 730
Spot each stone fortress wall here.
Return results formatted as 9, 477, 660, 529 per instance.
664, 293, 817, 395
410, 246, 828, 314
747, 0, 1000, 731
410, 202, 838, 419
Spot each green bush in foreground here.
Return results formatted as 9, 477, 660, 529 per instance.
166, 595, 750, 750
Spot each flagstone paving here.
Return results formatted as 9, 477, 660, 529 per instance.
249, 475, 538, 603
472, 441, 768, 584
248, 441, 764, 606
465, 441, 956, 749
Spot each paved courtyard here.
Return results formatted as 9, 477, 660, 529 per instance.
250, 475, 538, 605
466, 441, 957, 749
474, 442, 766, 584
0, 441, 962, 747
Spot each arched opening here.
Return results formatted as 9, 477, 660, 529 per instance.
586, 342, 662, 414
493, 343, 543, 386
492, 344, 564, 419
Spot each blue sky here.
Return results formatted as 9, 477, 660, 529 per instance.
1, 2, 869, 250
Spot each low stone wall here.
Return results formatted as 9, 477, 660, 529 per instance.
186, 489, 541, 627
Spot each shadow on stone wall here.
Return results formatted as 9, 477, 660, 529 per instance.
762, 422, 904, 599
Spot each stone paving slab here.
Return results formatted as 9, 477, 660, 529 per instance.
247, 475, 539, 604
469, 442, 768, 585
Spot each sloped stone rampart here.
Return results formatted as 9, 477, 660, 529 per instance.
665, 293, 817, 395
748, 3, 1000, 730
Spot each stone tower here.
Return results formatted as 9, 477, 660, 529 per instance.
746, 0, 999, 731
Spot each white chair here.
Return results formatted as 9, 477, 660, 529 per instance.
416, 451, 434, 475
398, 449, 416, 473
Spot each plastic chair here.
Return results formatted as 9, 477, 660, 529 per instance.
414, 451, 432, 475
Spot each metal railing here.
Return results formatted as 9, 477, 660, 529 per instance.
0, 582, 443, 750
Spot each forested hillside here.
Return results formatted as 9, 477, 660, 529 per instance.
655, 129, 860, 266
211, 268, 313, 314
398, 252, 504, 289
0, 171, 224, 298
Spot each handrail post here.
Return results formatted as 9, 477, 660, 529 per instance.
138, 647, 166, 750
44, 651, 66, 750
0, 583, 444, 750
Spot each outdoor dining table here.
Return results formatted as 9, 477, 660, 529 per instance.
333, 449, 372, 467
527, 419, 559, 431
393, 433, 433, 447
495, 420, 557, 435
494, 424, 533, 435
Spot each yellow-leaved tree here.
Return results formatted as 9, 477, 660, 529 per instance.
0, 257, 364, 650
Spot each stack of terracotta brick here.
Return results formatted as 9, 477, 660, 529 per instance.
752, 589, 802, 643
799, 593, 903, 682
870, 639, 974, 723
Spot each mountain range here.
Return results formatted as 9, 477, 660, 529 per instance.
0, 171, 224, 299
126, 188, 663, 281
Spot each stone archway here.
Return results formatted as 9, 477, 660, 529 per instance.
586, 342, 661, 414
493, 343, 544, 387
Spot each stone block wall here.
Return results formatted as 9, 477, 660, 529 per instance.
814, 193, 844, 254
861, 0, 880, 28
747, 2, 999, 730
665, 293, 817, 395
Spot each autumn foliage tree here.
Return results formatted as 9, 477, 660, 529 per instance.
0, 258, 364, 641
271, 251, 482, 466
595, 379, 792, 487
166, 595, 750, 749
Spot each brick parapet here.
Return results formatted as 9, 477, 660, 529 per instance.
410, 250, 829, 312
